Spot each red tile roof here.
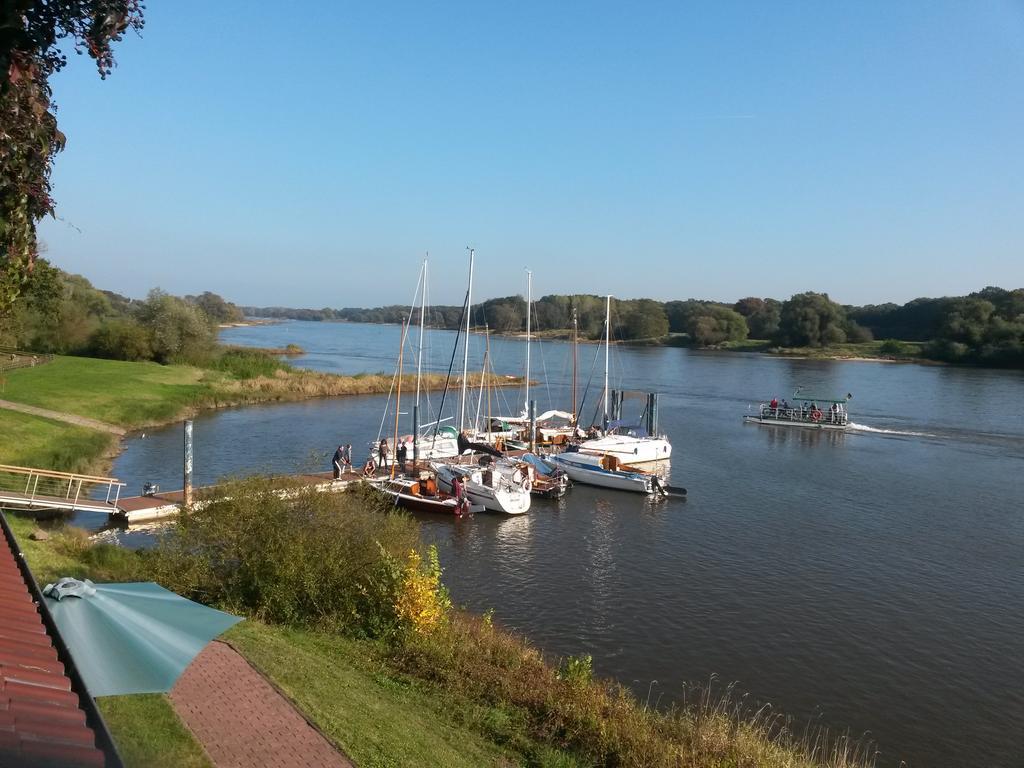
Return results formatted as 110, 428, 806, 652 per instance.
0, 512, 118, 767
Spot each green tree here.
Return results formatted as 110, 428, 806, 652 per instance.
620, 299, 668, 340
88, 317, 152, 361
776, 292, 847, 347
734, 297, 781, 339
1, 1, 144, 322
666, 300, 747, 345
136, 289, 215, 363
187, 291, 244, 325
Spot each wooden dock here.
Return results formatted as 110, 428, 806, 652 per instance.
114, 469, 373, 524
1, 457, 504, 526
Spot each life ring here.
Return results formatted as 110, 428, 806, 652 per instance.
811, 410, 822, 422
521, 476, 532, 493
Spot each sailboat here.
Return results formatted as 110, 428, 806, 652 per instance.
475, 270, 579, 450
429, 248, 532, 515
542, 449, 665, 494
378, 258, 461, 462
577, 295, 672, 465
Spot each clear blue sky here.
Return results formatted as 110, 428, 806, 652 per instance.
38, 1, 1024, 308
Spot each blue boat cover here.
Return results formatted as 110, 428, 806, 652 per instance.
521, 453, 555, 476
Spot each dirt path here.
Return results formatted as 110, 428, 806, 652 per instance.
0, 398, 126, 435
170, 640, 353, 768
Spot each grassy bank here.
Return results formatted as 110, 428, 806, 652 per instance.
1, 355, 522, 428
6, 504, 874, 768
0, 354, 521, 474
0, 410, 116, 475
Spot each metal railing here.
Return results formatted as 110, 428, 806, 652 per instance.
0, 464, 126, 512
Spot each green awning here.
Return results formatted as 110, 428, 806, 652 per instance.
43, 579, 242, 697
791, 391, 852, 404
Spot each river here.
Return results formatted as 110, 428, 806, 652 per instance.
95, 320, 1023, 767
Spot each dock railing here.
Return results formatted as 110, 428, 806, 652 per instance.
0, 464, 126, 513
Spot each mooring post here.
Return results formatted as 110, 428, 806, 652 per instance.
412, 404, 419, 466
529, 399, 537, 453
183, 420, 194, 507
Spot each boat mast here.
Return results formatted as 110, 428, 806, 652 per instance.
415, 256, 427, 412
486, 326, 492, 440
459, 247, 474, 432
524, 268, 531, 416
572, 308, 578, 423
604, 294, 611, 426
392, 320, 408, 479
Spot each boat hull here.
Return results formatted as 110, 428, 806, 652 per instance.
578, 435, 672, 465
743, 415, 848, 431
432, 463, 532, 515
544, 454, 656, 494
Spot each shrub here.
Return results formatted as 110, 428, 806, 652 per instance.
151, 479, 424, 637
395, 546, 450, 634
88, 318, 153, 361
878, 339, 905, 355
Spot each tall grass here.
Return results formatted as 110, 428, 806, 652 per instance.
394, 612, 877, 768
206, 347, 294, 379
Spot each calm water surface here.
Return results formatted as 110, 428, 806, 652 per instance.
97, 321, 1024, 768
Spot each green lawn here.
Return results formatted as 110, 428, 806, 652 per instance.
97, 695, 213, 768
0, 356, 212, 427
0, 410, 114, 474
225, 621, 517, 768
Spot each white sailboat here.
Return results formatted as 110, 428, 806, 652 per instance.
578, 295, 672, 465
435, 248, 532, 514
542, 450, 662, 495
380, 258, 461, 461
432, 459, 532, 514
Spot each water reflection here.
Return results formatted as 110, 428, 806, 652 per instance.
760, 424, 847, 449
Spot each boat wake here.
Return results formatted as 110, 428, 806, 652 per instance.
847, 422, 936, 439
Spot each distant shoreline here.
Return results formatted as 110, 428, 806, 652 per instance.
233, 318, 950, 366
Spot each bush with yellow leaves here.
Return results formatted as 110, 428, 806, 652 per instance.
395, 545, 450, 634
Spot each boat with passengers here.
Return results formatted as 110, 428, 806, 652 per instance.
744, 390, 852, 430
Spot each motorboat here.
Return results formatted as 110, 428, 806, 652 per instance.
744, 391, 852, 431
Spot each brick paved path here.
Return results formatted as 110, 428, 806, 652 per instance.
170, 641, 353, 768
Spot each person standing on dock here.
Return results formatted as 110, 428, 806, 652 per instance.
378, 438, 389, 470
332, 445, 344, 479
342, 443, 353, 472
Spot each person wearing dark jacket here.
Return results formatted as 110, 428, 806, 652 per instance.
332, 445, 344, 479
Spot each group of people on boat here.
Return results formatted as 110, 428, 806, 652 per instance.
764, 397, 845, 424
765, 399, 843, 423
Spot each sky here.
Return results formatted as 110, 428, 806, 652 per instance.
37, 1, 1024, 308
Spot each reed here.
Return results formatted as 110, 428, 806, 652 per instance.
206, 370, 522, 404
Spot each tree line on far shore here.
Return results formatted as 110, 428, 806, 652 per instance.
245, 286, 1024, 367
2, 260, 1020, 369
